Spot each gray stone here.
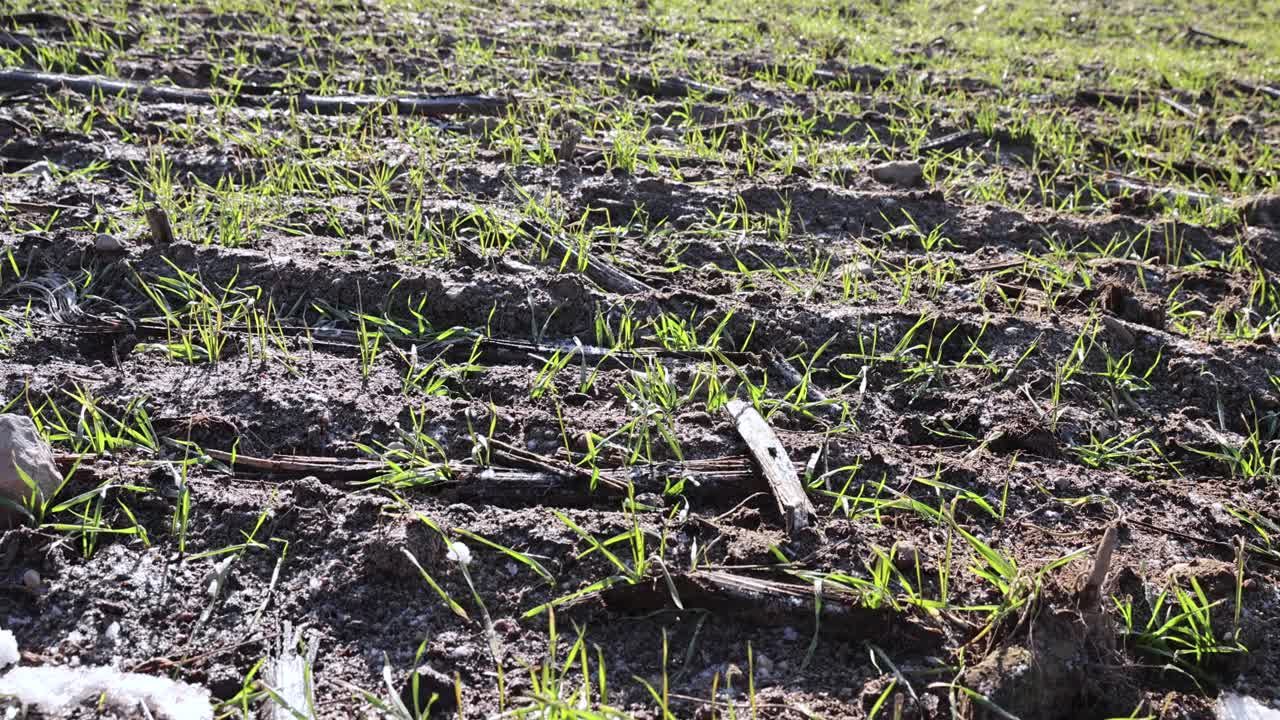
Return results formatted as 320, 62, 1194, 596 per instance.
94, 234, 126, 253
869, 160, 924, 187
0, 414, 61, 525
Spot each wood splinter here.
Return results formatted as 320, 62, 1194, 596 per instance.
723, 398, 814, 535
1081, 523, 1120, 608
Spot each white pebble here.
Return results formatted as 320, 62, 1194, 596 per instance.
446, 542, 472, 566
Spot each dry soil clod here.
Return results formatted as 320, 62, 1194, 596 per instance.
958, 525, 1121, 720
401, 665, 457, 716
869, 160, 925, 188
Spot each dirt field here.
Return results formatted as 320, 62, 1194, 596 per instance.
1, 0, 1279, 717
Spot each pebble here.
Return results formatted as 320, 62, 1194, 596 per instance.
839, 262, 875, 279
645, 125, 680, 141
754, 653, 774, 678
869, 160, 924, 188
445, 503, 476, 518
93, 234, 126, 253
492, 618, 519, 637
21, 569, 40, 592
446, 644, 476, 660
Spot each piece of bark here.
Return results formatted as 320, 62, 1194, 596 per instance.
0, 69, 508, 117
1158, 95, 1200, 119
202, 448, 383, 479
199, 447, 755, 505
596, 569, 943, 647
1185, 26, 1246, 48
1076, 88, 1152, 108
1231, 80, 1280, 101
522, 222, 654, 295
723, 399, 814, 534
1097, 176, 1221, 209
618, 71, 729, 101
919, 129, 983, 153
1081, 524, 1119, 606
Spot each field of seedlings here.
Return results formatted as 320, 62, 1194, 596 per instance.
1, 0, 1279, 717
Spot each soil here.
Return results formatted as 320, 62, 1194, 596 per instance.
1, 2, 1279, 719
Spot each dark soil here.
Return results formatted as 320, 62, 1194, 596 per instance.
2, 1, 1279, 718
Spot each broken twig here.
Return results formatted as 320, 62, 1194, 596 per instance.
521, 221, 654, 295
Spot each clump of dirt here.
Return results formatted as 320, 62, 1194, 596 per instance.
1, 0, 1279, 718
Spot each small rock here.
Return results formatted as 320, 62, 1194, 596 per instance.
869, 160, 924, 188
893, 541, 920, 572
21, 569, 40, 592
446, 643, 476, 660
401, 665, 457, 716
445, 503, 475, 518
838, 261, 875, 279
754, 653, 774, 678
0, 415, 62, 527
93, 234, 126, 253
0, 630, 16, 668
645, 125, 679, 142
